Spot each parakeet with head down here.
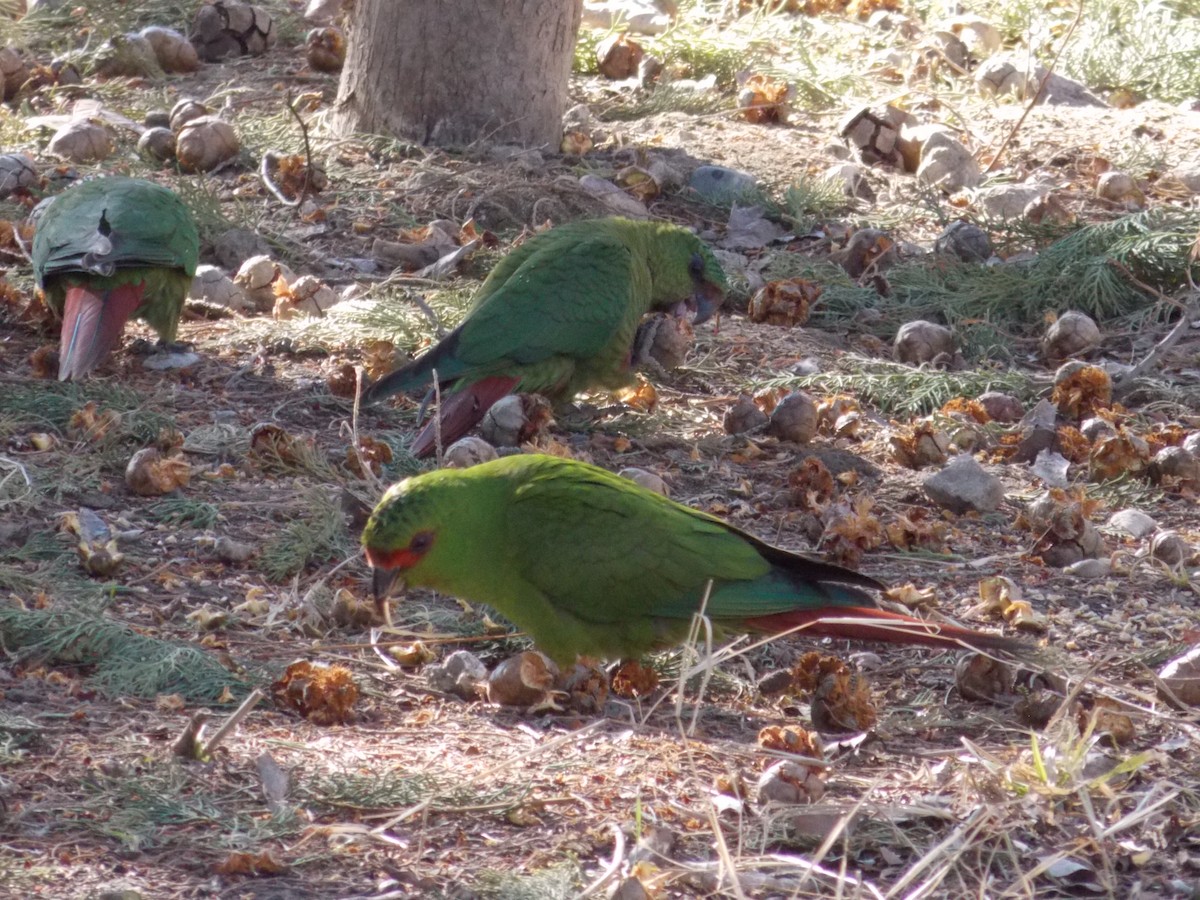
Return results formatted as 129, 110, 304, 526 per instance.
361, 218, 728, 457
363, 455, 1022, 665
32, 176, 200, 381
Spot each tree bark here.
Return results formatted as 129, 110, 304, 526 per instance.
331, 0, 582, 149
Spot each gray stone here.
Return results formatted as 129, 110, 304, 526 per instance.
1107, 509, 1157, 538
688, 165, 759, 204
923, 453, 1005, 513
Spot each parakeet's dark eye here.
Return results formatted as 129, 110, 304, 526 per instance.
689, 252, 705, 277
409, 530, 435, 553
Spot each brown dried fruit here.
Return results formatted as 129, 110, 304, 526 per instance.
1042, 311, 1101, 361
757, 725, 823, 758
888, 420, 949, 469
596, 33, 644, 80
140, 25, 200, 73
305, 26, 345, 72
170, 98, 209, 131
768, 391, 818, 444
1089, 429, 1149, 481
955, 653, 1014, 702
747, 278, 820, 326
1052, 362, 1112, 421
819, 493, 884, 567
362, 340, 401, 381
790, 652, 849, 693
48, 121, 114, 164
559, 661, 609, 714
737, 73, 792, 124
610, 659, 660, 698
723, 394, 768, 434
486, 651, 560, 708
346, 436, 393, 477
272, 660, 359, 724
787, 456, 836, 511
1076, 697, 1135, 746
1014, 689, 1063, 729
176, 115, 241, 173
810, 669, 876, 734
894, 320, 954, 366
214, 850, 287, 876
326, 363, 358, 398
125, 447, 191, 496
67, 402, 121, 442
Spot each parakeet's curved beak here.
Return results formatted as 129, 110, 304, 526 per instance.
372, 567, 402, 625
690, 281, 725, 326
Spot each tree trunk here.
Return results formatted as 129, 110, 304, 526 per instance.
331, 0, 582, 149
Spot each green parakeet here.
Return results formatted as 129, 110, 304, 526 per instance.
360, 218, 728, 457
363, 455, 1021, 664
32, 176, 200, 381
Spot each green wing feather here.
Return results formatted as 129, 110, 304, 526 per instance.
505, 461, 770, 625
33, 176, 199, 286
452, 231, 648, 392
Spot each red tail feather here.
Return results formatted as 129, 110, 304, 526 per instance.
411, 376, 521, 458
741, 606, 1022, 654
59, 283, 144, 381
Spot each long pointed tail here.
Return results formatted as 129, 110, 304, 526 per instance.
410, 375, 521, 457
361, 329, 465, 405
741, 606, 1025, 655
58, 282, 143, 380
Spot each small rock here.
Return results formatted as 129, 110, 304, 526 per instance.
618, 467, 669, 496
723, 395, 767, 434
923, 454, 1004, 513
916, 133, 981, 191
767, 392, 818, 444
1063, 558, 1111, 578
189, 265, 251, 312
1042, 311, 1101, 361
1149, 445, 1200, 487
975, 54, 1106, 106
972, 183, 1047, 220
894, 320, 954, 366
822, 163, 875, 202
443, 436, 498, 468
934, 220, 992, 262
1030, 449, 1070, 488
977, 391, 1023, 423
1150, 530, 1191, 567
1096, 171, 1144, 206
426, 649, 487, 700
578, 174, 648, 218
1106, 508, 1157, 538
143, 351, 202, 371
212, 227, 273, 270
687, 165, 759, 204
756, 760, 825, 805
944, 15, 1002, 57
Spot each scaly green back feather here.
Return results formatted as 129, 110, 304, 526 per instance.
33, 176, 199, 339
362, 455, 876, 664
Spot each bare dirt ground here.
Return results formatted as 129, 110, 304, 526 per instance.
2, 5, 1200, 899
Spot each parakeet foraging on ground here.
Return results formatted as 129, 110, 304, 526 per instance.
360, 218, 728, 457
32, 176, 200, 381
363, 454, 1022, 665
